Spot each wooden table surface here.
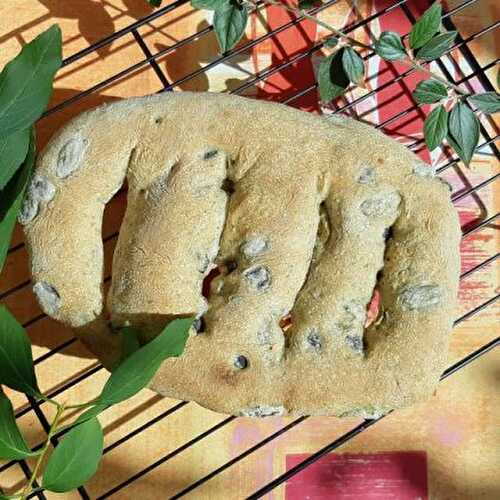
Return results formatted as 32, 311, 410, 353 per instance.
1, 1, 498, 499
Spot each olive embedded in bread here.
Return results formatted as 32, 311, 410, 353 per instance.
22, 92, 461, 417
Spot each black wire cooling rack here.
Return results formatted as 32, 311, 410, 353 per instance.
0, 0, 499, 498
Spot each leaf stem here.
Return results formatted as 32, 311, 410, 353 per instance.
403, 58, 467, 96
20, 403, 66, 500
246, 0, 467, 95
65, 399, 98, 410
37, 394, 61, 409
248, 0, 371, 50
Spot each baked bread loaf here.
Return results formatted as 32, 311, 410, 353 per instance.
22, 92, 461, 417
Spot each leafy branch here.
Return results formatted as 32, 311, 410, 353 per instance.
0, 306, 193, 498
19, 403, 65, 498
252, 0, 498, 165
149, 0, 500, 166
0, 26, 194, 497
1, 3, 498, 496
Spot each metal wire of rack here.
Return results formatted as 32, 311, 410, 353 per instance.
0, 0, 498, 498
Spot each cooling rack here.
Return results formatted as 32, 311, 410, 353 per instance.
0, 0, 498, 498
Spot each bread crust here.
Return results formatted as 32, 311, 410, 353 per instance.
22, 92, 461, 417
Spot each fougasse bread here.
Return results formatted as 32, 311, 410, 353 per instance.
21, 92, 461, 418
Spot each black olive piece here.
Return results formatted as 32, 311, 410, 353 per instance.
225, 259, 238, 273
203, 149, 218, 160
383, 226, 394, 241
345, 335, 364, 353
193, 316, 205, 333
307, 332, 322, 350
234, 355, 248, 369
221, 178, 235, 194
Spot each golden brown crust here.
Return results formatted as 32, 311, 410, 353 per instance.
22, 92, 461, 417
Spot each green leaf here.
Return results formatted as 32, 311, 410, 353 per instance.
42, 320, 191, 434
409, 2, 442, 50
42, 418, 103, 493
97, 318, 193, 406
0, 128, 30, 190
120, 327, 141, 361
298, 0, 321, 8
0, 389, 38, 459
323, 37, 338, 48
0, 129, 35, 274
448, 102, 480, 166
0, 305, 39, 396
341, 47, 365, 86
416, 31, 457, 61
424, 105, 448, 151
192, 0, 225, 9
0, 25, 62, 138
374, 31, 407, 61
148, 0, 162, 6
0, 494, 18, 500
213, 1, 248, 53
413, 79, 448, 104
468, 92, 500, 114
318, 50, 349, 102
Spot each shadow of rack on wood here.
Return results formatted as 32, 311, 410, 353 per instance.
0, 0, 498, 498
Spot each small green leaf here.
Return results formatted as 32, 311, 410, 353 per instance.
0, 494, 18, 500
448, 102, 480, 166
374, 31, 407, 61
42, 418, 103, 492
0, 128, 30, 190
318, 50, 349, 102
342, 47, 365, 86
148, 0, 162, 6
0, 389, 38, 459
120, 327, 141, 361
424, 105, 448, 151
413, 79, 448, 104
191, 0, 224, 10
0, 25, 62, 138
323, 37, 338, 48
298, 0, 321, 8
0, 305, 40, 396
0, 130, 35, 274
213, 1, 248, 53
96, 318, 193, 406
468, 92, 500, 114
416, 31, 457, 61
409, 2, 442, 50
